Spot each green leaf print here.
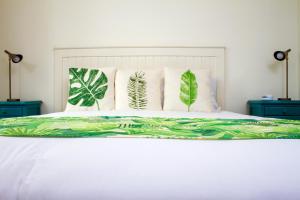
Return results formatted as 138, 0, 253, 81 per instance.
68, 68, 108, 110
127, 71, 148, 110
180, 70, 198, 112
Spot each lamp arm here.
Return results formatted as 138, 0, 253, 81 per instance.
8, 58, 12, 100
4, 50, 12, 57
286, 55, 289, 99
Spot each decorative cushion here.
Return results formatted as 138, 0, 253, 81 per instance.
115, 69, 162, 111
65, 67, 116, 111
164, 67, 215, 112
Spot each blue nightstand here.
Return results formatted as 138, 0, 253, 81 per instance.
247, 100, 300, 120
0, 101, 42, 119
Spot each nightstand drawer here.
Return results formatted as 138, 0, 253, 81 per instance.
264, 106, 300, 116
0, 107, 23, 117
0, 101, 42, 119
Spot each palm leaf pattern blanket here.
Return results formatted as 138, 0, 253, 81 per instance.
0, 116, 300, 140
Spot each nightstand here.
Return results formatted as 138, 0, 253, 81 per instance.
247, 100, 300, 120
0, 101, 42, 119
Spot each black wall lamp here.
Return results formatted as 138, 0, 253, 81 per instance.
4, 50, 23, 102
274, 49, 291, 101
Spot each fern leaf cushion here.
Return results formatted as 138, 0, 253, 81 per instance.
65, 67, 116, 111
115, 69, 162, 111
164, 67, 216, 112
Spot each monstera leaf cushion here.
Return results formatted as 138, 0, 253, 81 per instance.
65, 67, 116, 111
164, 67, 216, 112
115, 69, 162, 111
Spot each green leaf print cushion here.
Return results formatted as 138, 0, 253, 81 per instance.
115, 69, 162, 111
164, 67, 215, 112
65, 67, 116, 111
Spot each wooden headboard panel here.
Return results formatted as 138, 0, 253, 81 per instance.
54, 47, 225, 112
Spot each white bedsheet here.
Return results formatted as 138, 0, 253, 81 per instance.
42, 110, 266, 119
0, 111, 300, 200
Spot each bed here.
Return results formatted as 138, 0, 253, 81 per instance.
0, 47, 300, 200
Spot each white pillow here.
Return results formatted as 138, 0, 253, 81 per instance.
65, 67, 116, 111
115, 69, 162, 111
164, 67, 216, 112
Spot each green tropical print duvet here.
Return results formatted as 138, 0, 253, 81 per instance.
0, 116, 300, 140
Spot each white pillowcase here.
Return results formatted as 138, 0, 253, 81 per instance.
164, 67, 216, 112
65, 67, 116, 111
115, 69, 162, 111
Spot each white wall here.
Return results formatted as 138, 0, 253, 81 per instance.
0, 0, 299, 114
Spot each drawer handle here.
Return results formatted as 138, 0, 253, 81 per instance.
0, 111, 8, 115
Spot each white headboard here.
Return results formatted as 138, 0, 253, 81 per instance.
54, 47, 225, 112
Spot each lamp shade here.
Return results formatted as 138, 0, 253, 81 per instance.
274, 49, 291, 61
274, 51, 286, 61
4, 50, 23, 63
12, 54, 23, 63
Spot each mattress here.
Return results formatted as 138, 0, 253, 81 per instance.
0, 111, 300, 200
